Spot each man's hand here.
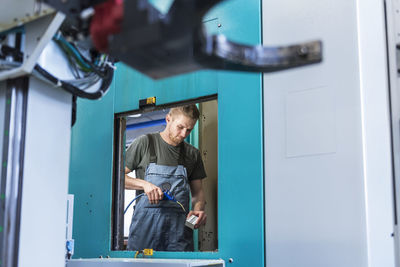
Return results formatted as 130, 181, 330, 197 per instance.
187, 210, 207, 229
143, 182, 163, 204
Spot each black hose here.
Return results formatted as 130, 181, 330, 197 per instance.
71, 95, 77, 127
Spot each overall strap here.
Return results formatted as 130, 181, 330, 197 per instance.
147, 134, 157, 163
178, 142, 185, 166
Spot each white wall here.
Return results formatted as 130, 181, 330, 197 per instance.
263, 0, 396, 266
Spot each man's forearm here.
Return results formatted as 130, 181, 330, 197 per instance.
190, 179, 206, 211
125, 173, 163, 204
125, 176, 148, 190
192, 200, 205, 211
191, 190, 206, 211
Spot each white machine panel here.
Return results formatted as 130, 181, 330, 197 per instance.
385, 0, 400, 263
0, 0, 54, 32
17, 77, 72, 267
0, 83, 5, 179
0, 12, 65, 81
263, 0, 396, 267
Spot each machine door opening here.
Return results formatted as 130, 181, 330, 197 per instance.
112, 97, 218, 252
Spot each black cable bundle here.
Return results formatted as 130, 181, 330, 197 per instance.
1, 31, 115, 100
34, 63, 114, 100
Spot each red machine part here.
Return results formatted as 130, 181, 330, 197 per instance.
90, 0, 124, 52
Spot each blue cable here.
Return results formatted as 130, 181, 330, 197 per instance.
53, 33, 92, 70
124, 193, 145, 214
124, 190, 184, 214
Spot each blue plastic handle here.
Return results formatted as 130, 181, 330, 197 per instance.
163, 190, 177, 202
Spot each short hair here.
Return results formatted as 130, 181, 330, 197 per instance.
169, 105, 200, 121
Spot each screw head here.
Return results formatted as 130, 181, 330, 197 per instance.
298, 46, 309, 56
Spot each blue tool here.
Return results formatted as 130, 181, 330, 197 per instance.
124, 190, 186, 214
162, 190, 177, 202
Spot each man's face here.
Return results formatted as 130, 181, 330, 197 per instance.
166, 113, 197, 146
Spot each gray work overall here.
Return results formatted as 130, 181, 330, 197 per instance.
127, 134, 193, 251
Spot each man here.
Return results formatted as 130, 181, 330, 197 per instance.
125, 105, 207, 251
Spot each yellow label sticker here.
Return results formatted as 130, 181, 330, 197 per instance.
143, 248, 153, 256
146, 97, 156, 105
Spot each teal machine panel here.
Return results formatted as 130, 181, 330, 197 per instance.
69, 1, 264, 266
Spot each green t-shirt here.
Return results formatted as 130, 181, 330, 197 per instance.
125, 133, 207, 181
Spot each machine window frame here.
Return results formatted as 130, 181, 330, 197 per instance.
111, 94, 218, 251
